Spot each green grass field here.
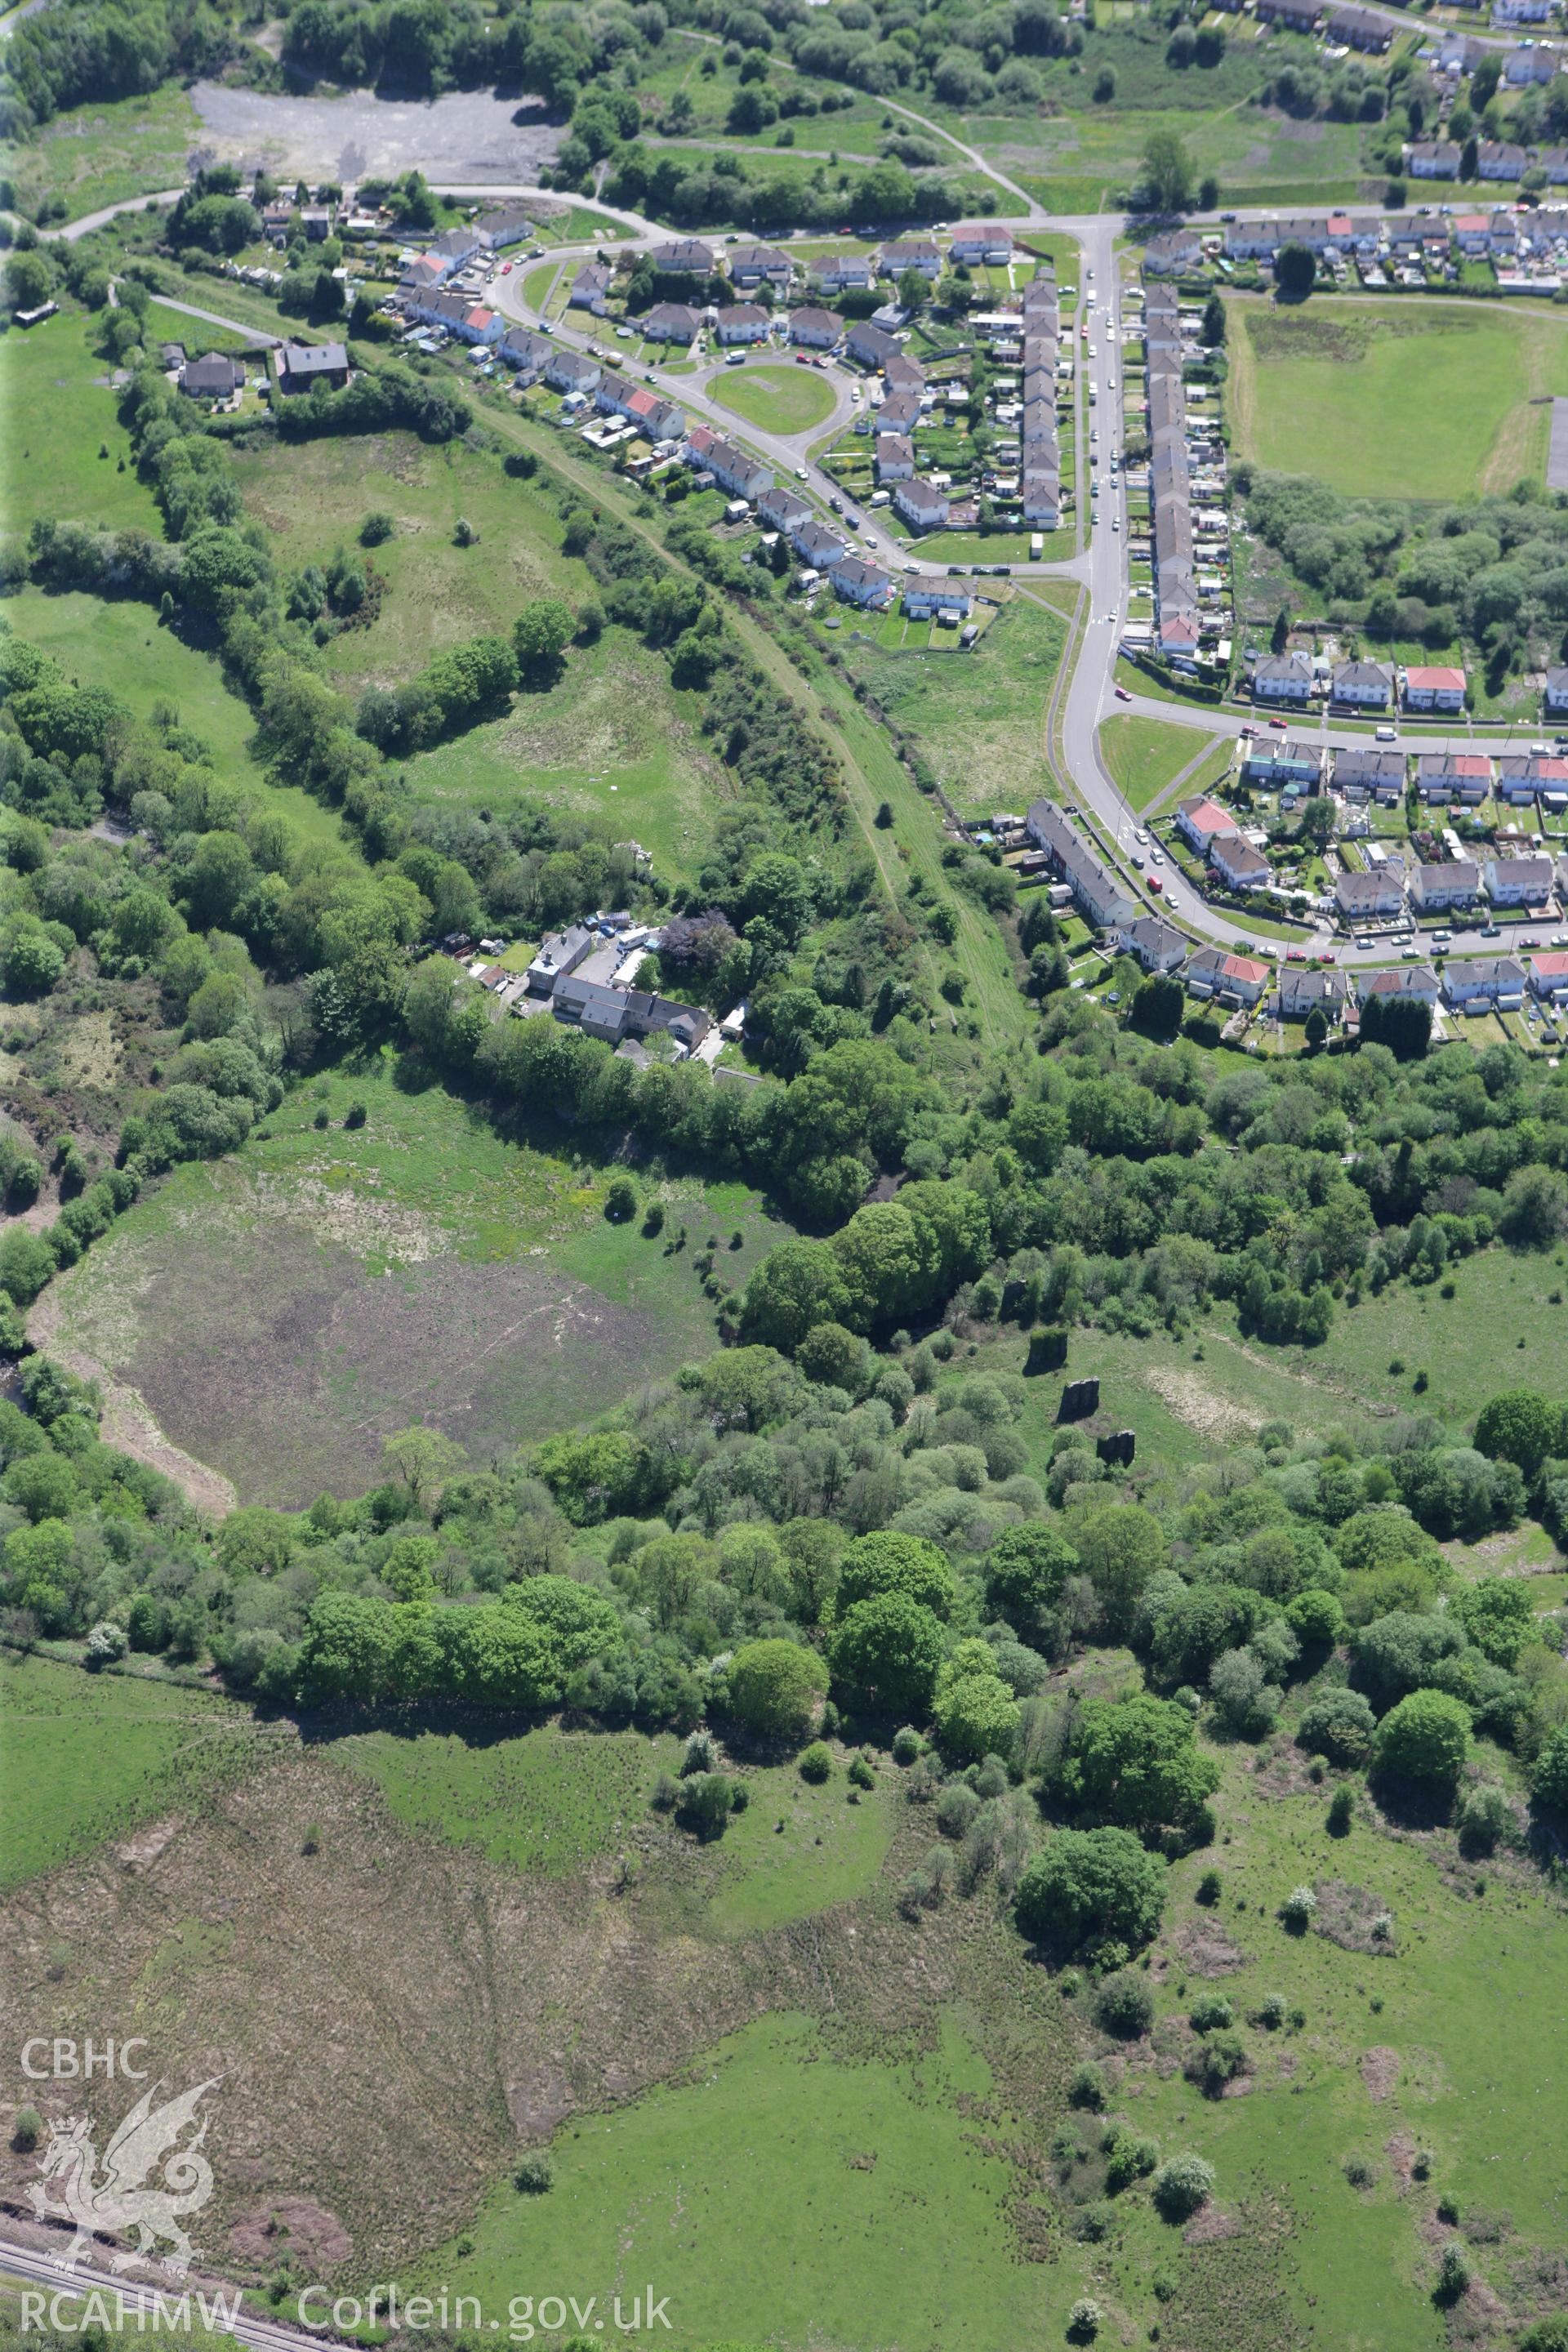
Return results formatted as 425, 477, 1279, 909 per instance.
1228, 300, 1568, 500
840, 594, 1065, 818
710, 363, 836, 434
0, 310, 163, 538
0, 1654, 261, 1890
1100, 713, 1225, 813
8, 86, 198, 220
6, 588, 351, 859
42, 1058, 791, 1507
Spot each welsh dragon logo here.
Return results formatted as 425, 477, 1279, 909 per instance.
27, 2078, 220, 2276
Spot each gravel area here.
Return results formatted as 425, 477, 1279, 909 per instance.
189, 82, 563, 184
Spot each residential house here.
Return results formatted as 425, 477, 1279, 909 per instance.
1444, 956, 1527, 1007
1409, 859, 1483, 911
1454, 212, 1492, 255
1252, 652, 1315, 703
526, 925, 595, 995
757, 483, 811, 536
1544, 666, 1568, 713
828, 552, 896, 608
846, 321, 899, 371
1026, 800, 1138, 928
643, 301, 698, 344
1158, 611, 1202, 662
1496, 754, 1561, 802
1486, 852, 1554, 904
596, 373, 685, 441
788, 305, 840, 348
902, 577, 973, 620
1415, 751, 1491, 801
1504, 42, 1559, 82
873, 389, 923, 435
545, 347, 602, 395
1186, 947, 1271, 1005
728, 242, 792, 289
1407, 140, 1463, 177
1278, 965, 1350, 1020
893, 478, 951, 531
301, 206, 334, 242
884, 352, 926, 395
1241, 737, 1324, 786
1334, 746, 1405, 798
428, 226, 481, 270
276, 341, 350, 394
1175, 794, 1239, 853
1106, 915, 1187, 973
648, 238, 714, 278
1328, 4, 1392, 47
568, 262, 613, 313
179, 352, 244, 399
1209, 835, 1273, 893
813, 252, 875, 293
499, 327, 553, 383
1143, 228, 1205, 274
553, 975, 633, 1043
1361, 964, 1441, 1006
1223, 215, 1335, 259
1402, 664, 1467, 712
1336, 867, 1405, 920
715, 302, 770, 345
880, 238, 942, 279
1331, 657, 1396, 708
1256, 0, 1319, 26
474, 205, 533, 250
399, 253, 445, 294
1478, 140, 1530, 178
794, 518, 849, 568
683, 425, 771, 500
874, 434, 915, 483
949, 223, 1014, 265
1530, 949, 1568, 999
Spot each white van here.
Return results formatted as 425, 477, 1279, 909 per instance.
1375, 724, 1396, 742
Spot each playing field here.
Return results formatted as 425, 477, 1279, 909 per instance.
710, 362, 837, 433
1228, 299, 1568, 499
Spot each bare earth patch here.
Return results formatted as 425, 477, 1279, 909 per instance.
1183, 2203, 1245, 2246
229, 2198, 352, 2274
1360, 2046, 1401, 2103
1170, 1917, 1250, 1978
1315, 1881, 1397, 1958
1141, 1367, 1264, 1445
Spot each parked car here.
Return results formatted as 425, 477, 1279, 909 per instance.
1269, 715, 1288, 730
1115, 684, 1132, 702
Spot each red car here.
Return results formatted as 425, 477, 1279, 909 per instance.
1115, 684, 1132, 702
1147, 875, 1163, 894
1268, 715, 1288, 730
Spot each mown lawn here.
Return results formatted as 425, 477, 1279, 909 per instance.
710, 363, 836, 434
1099, 713, 1223, 813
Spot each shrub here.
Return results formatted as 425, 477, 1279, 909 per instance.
83, 1621, 127, 1668
798, 1741, 833, 1784
727, 1638, 828, 1743
1068, 2061, 1107, 2110
681, 1726, 717, 1776
12, 2107, 42, 2152
936, 1780, 982, 1838
1533, 1725, 1568, 1814
1196, 1868, 1223, 1906
1281, 1883, 1317, 1931
1254, 1992, 1287, 2029
1188, 2029, 1247, 2096
512, 2155, 552, 2194
1094, 1967, 1156, 2040
1102, 2127, 1157, 2193
1437, 2240, 1472, 2302
892, 1725, 923, 1764
1326, 1784, 1356, 1837
1188, 1993, 1232, 2033
848, 1753, 875, 1789
1067, 2301, 1102, 2342
1372, 1689, 1471, 1793
1343, 2154, 1374, 2188
1014, 1827, 1167, 1958
1458, 1784, 1512, 1856
1152, 2150, 1215, 2221
1298, 1686, 1375, 1765
675, 1771, 734, 1839
604, 1176, 636, 1222
648, 1771, 680, 1812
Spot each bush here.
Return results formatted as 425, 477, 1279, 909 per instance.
1094, 1967, 1156, 2040
1437, 2240, 1472, 2302
512, 2155, 552, 2194
1189, 2029, 1247, 2096
1014, 1827, 1167, 1958
798, 1740, 833, 1784
892, 1724, 923, 1764
1068, 2061, 1107, 2110
1326, 1784, 1355, 1837
1067, 2301, 1102, 2342
1343, 2153, 1374, 2188
727, 1638, 828, 1743
1533, 1725, 1568, 1814
1298, 1686, 1375, 1765
1457, 1784, 1512, 1855
648, 1771, 680, 1811
1254, 1991, 1287, 2029
1372, 1689, 1471, 1793
1152, 2150, 1215, 2221
1196, 1867, 1223, 1906
12, 2107, 41, 2152
848, 1753, 875, 1789
84, 1620, 127, 1668
936, 1780, 981, 1838
1188, 1993, 1232, 2032
675, 1771, 734, 1839
1281, 1883, 1317, 1931
604, 1176, 636, 1222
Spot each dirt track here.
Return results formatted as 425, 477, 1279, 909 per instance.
189, 83, 563, 184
